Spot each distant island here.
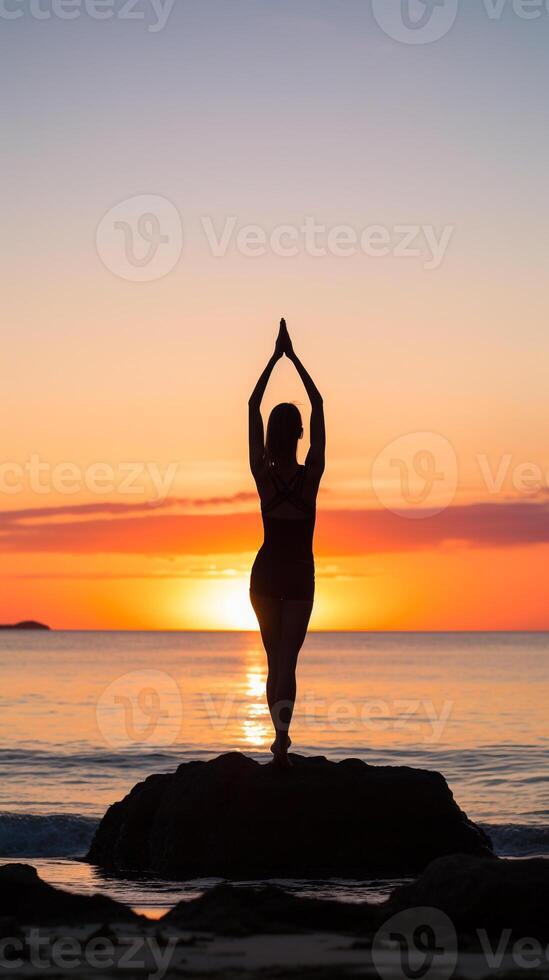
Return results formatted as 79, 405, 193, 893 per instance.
0, 621, 50, 631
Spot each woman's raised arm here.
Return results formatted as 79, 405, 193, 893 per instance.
281, 321, 325, 475
248, 325, 284, 476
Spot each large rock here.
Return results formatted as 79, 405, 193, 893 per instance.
0, 864, 140, 925
87, 752, 492, 879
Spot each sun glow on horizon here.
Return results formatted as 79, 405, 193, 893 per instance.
178, 577, 259, 631
219, 581, 258, 631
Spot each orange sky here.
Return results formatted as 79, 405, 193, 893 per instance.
2, 323, 549, 630
3, 321, 549, 630
2, 466, 549, 629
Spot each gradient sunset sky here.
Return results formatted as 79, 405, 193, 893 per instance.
2, 1, 549, 629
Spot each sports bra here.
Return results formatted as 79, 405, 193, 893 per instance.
251, 464, 316, 595
261, 465, 314, 517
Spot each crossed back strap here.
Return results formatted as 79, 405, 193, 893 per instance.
262, 465, 312, 516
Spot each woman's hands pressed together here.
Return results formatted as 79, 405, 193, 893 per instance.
277, 317, 295, 359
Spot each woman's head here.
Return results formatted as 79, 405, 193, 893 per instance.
265, 403, 303, 465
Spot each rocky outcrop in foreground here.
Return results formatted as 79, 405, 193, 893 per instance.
163, 854, 549, 940
4, 857, 549, 944
0, 864, 139, 925
162, 883, 372, 935
385, 853, 549, 941
87, 752, 492, 878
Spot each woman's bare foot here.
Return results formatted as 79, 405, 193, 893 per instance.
271, 734, 291, 753
271, 734, 293, 767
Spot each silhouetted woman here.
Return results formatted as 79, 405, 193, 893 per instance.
249, 319, 325, 766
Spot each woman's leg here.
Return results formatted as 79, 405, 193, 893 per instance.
250, 593, 283, 738
272, 599, 313, 760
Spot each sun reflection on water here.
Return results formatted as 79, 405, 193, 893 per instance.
240, 651, 269, 747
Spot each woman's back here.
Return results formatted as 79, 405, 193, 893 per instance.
260, 464, 316, 561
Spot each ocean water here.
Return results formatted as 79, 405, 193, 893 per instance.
0, 630, 547, 914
